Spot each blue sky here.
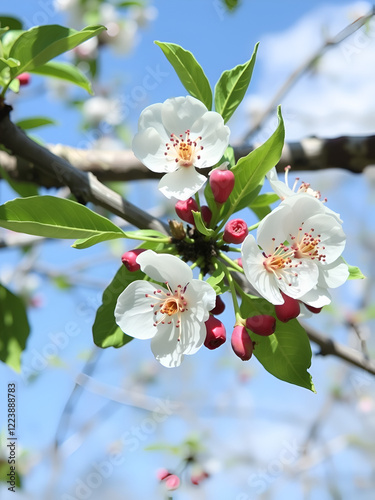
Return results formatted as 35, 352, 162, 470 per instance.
1, 1, 375, 499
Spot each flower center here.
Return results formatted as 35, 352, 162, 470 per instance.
263, 241, 301, 286
290, 224, 326, 262
145, 283, 188, 328
164, 130, 203, 167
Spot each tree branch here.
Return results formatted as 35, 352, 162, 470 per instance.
1, 134, 374, 189
0, 105, 168, 234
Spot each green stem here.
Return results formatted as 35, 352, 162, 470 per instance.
219, 252, 244, 273
214, 257, 241, 316
123, 234, 171, 243
248, 221, 261, 232
194, 192, 201, 210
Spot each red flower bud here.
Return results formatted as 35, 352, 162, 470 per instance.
246, 315, 276, 336
165, 474, 180, 490
210, 295, 225, 315
191, 472, 209, 485
275, 292, 300, 322
201, 205, 212, 226
231, 325, 254, 361
223, 219, 248, 244
204, 315, 226, 350
209, 168, 235, 203
235, 258, 243, 268
304, 304, 323, 314
121, 248, 146, 272
175, 198, 199, 225
16, 72, 31, 86
156, 468, 171, 481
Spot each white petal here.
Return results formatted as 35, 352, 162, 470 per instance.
257, 204, 292, 254
190, 112, 230, 169
241, 235, 284, 305
115, 281, 160, 339
299, 286, 332, 307
137, 250, 192, 290
137, 102, 168, 138
161, 96, 207, 136
158, 167, 207, 200
278, 259, 319, 299
179, 313, 207, 355
132, 127, 175, 173
318, 258, 349, 288
184, 280, 216, 322
151, 321, 183, 368
266, 167, 294, 200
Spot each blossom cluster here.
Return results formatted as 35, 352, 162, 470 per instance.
115, 96, 350, 370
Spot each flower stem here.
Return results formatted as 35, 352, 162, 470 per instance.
219, 252, 244, 273
194, 192, 201, 210
214, 257, 241, 316
248, 221, 260, 232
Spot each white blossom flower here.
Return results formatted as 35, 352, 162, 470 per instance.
115, 250, 216, 367
267, 166, 342, 222
82, 96, 123, 126
132, 96, 230, 200
241, 193, 348, 306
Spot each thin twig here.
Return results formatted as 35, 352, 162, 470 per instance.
241, 7, 375, 143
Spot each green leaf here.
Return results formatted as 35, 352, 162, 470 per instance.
9, 24, 106, 78
192, 211, 214, 237
93, 266, 143, 348
249, 192, 279, 220
72, 232, 127, 249
15, 116, 56, 130
347, 264, 365, 280
117, 1, 144, 6
214, 43, 259, 123
0, 284, 30, 372
73, 229, 167, 249
0, 165, 39, 197
226, 106, 285, 216
155, 41, 212, 109
0, 16, 23, 31
0, 458, 22, 487
1, 30, 23, 58
206, 261, 226, 294
253, 321, 315, 392
250, 192, 279, 207
0, 57, 20, 71
240, 293, 315, 391
0, 195, 125, 240
30, 60, 93, 94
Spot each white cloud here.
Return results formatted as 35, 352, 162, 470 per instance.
245, 1, 375, 141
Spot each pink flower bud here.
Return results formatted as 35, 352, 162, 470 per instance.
121, 248, 146, 272
235, 258, 243, 268
304, 303, 323, 314
16, 72, 31, 86
201, 205, 212, 226
275, 292, 300, 322
223, 219, 248, 244
209, 168, 235, 203
210, 295, 225, 315
246, 315, 276, 336
204, 315, 226, 350
156, 468, 171, 481
231, 325, 254, 361
175, 198, 199, 225
191, 471, 209, 485
165, 474, 180, 490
